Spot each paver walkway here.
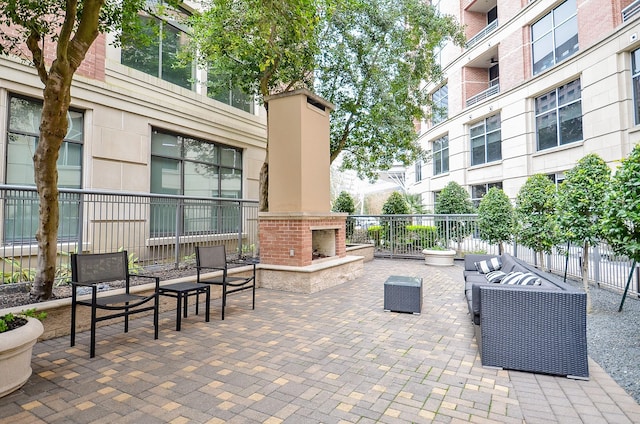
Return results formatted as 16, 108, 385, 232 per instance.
1, 259, 639, 423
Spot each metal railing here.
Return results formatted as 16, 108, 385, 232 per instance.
349, 214, 640, 297
0, 185, 259, 284
623, 0, 640, 22
465, 19, 499, 49
466, 83, 500, 107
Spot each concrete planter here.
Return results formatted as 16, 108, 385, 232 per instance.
422, 249, 456, 266
0, 317, 44, 398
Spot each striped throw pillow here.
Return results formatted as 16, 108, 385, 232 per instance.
517, 273, 542, 286
474, 257, 502, 274
500, 271, 542, 286
500, 271, 525, 285
485, 270, 506, 283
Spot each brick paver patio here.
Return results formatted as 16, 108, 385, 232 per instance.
1, 259, 639, 423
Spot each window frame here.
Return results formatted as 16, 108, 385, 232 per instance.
534, 78, 583, 151
5, 95, 84, 245
470, 113, 502, 166
632, 49, 640, 125
431, 84, 448, 125
471, 182, 503, 207
531, 0, 579, 75
432, 135, 449, 176
150, 129, 244, 237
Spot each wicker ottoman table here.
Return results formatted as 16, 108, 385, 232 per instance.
383, 275, 423, 314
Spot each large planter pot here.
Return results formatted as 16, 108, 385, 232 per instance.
422, 249, 456, 266
0, 317, 44, 398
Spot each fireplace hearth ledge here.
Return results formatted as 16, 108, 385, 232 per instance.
259, 255, 364, 294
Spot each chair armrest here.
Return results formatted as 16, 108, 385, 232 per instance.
71, 281, 98, 288
132, 274, 160, 289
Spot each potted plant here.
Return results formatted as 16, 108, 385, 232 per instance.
0, 308, 46, 398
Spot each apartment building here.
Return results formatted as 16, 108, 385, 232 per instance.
411, 0, 640, 209
0, 4, 266, 250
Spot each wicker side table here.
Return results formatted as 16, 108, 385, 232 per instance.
384, 275, 423, 314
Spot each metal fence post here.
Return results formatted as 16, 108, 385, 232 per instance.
174, 198, 183, 269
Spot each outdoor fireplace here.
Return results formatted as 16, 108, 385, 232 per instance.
258, 89, 362, 292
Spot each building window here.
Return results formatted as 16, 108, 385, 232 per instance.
632, 49, 640, 125
547, 172, 565, 188
531, 0, 578, 75
432, 84, 448, 125
471, 182, 503, 207
150, 130, 243, 236
470, 114, 502, 166
535, 79, 582, 151
121, 11, 194, 90
5, 96, 83, 244
415, 160, 423, 182
432, 135, 449, 175
207, 71, 255, 114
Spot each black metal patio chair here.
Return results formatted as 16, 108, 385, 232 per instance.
70, 251, 159, 358
195, 245, 256, 320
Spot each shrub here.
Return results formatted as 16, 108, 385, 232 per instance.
367, 225, 384, 246
406, 225, 438, 249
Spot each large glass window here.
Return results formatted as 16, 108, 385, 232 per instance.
632, 49, 640, 125
5, 96, 83, 244
471, 182, 503, 207
415, 160, 423, 182
470, 114, 502, 166
207, 71, 255, 114
432, 135, 449, 175
432, 84, 448, 125
150, 130, 243, 236
531, 0, 578, 75
535, 79, 583, 151
121, 11, 194, 90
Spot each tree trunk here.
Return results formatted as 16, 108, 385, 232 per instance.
582, 241, 592, 313
498, 242, 503, 255
30, 74, 71, 301
537, 250, 545, 271
259, 152, 269, 212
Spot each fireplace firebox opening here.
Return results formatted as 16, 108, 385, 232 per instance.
312, 228, 337, 260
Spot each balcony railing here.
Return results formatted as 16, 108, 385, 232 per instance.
465, 19, 499, 49
0, 185, 259, 284
466, 83, 500, 107
623, 0, 640, 22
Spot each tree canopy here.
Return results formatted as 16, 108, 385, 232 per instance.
602, 145, 640, 262
515, 174, 558, 268
189, 0, 464, 190
332, 191, 356, 214
477, 187, 513, 254
315, 0, 464, 180
556, 153, 610, 313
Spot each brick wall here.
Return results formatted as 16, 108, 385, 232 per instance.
259, 215, 347, 267
1, 26, 107, 82
463, 67, 489, 102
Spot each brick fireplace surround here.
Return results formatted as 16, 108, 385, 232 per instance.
258, 213, 346, 267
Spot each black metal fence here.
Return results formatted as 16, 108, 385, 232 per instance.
349, 214, 640, 297
0, 185, 259, 285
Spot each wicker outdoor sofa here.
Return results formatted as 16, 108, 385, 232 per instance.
463, 253, 589, 379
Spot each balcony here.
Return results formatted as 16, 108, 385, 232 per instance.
466, 19, 498, 49
466, 83, 500, 107
623, 0, 640, 22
